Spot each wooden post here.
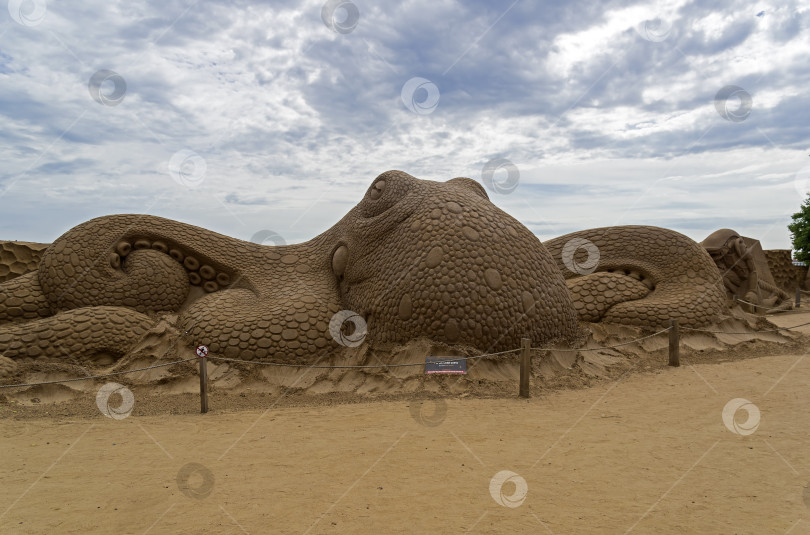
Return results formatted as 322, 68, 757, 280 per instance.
519, 338, 531, 398
668, 319, 680, 367
199, 355, 209, 413
796, 287, 801, 308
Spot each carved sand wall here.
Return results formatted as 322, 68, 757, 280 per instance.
0, 241, 48, 283
763, 249, 807, 293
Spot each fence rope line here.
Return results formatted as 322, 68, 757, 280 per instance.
207, 347, 521, 369
734, 297, 768, 308
207, 329, 675, 368
3, 316, 810, 390
544, 327, 672, 352
681, 319, 810, 335
733, 297, 791, 313
0, 358, 198, 389
0, 330, 673, 389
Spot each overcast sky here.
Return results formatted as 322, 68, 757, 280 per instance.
1, 0, 808, 250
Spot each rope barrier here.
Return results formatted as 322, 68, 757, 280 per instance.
734, 297, 790, 313
734, 297, 767, 308
681, 319, 810, 335
207, 347, 521, 369
2, 315, 810, 391
543, 327, 672, 352
0, 358, 197, 389
206, 330, 674, 368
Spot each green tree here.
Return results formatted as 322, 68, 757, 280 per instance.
789, 194, 810, 263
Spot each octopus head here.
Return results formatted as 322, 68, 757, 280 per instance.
327, 170, 578, 351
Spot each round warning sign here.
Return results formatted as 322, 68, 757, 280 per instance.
195, 345, 209, 358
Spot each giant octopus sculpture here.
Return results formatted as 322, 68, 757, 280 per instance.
701, 229, 792, 312
0, 171, 731, 364
0, 171, 580, 363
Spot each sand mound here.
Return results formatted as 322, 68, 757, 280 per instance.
2, 307, 806, 414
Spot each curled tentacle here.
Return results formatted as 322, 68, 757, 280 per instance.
545, 226, 725, 328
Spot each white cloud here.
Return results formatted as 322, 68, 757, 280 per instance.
0, 0, 808, 253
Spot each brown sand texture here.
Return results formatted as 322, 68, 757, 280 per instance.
0, 303, 804, 406
1, 311, 809, 534
2, 335, 809, 533
0, 241, 48, 284
765, 249, 809, 293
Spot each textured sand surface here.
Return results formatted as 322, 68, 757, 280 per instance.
0, 241, 48, 284
1, 349, 809, 534
0, 306, 801, 406
545, 226, 725, 327
765, 249, 807, 293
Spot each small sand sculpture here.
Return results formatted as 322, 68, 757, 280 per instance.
701, 229, 792, 312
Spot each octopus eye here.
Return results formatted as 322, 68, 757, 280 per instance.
368, 180, 385, 200
332, 244, 349, 278
357, 171, 413, 218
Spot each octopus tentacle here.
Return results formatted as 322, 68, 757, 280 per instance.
544, 226, 725, 328
0, 306, 152, 360
29, 214, 343, 362
0, 271, 50, 323
38, 215, 253, 314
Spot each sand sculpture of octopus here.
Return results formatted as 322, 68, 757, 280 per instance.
0, 171, 726, 364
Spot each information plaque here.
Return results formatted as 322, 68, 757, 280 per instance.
425, 356, 467, 374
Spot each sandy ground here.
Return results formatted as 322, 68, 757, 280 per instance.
2, 348, 809, 534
